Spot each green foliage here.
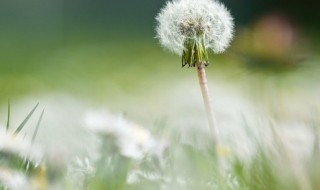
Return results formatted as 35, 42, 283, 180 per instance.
71, 122, 320, 190
85, 138, 131, 190
2, 102, 320, 190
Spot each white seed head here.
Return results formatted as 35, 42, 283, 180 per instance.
156, 0, 234, 55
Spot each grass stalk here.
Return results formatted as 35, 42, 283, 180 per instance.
6, 99, 10, 131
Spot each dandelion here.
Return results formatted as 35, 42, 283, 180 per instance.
156, 0, 234, 144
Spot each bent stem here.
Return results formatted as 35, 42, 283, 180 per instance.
194, 44, 220, 146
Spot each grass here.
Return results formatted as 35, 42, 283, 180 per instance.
2, 105, 320, 189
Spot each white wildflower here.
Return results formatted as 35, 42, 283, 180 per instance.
0, 127, 42, 163
84, 111, 156, 160
0, 168, 31, 190
156, 0, 234, 67
127, 170, 169, 184
67, 157, 95, 188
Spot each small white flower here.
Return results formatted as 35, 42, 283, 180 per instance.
67, 157, 95, 188
156, 0, 234, 66
0, 127, 42, 163
84, 110, 156, 160
0, 168, 31, 190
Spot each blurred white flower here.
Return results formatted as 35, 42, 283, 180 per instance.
156, 0, 234, 56
127, 170, 169, 184
0, 168, 31, 190
74, 157, 95, 174
67, 157, 95, 188
85, 111, 156, 160
0, 127, 42, 163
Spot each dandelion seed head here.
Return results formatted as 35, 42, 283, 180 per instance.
156, 0, 234, 55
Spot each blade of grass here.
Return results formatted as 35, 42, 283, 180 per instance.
6, 99, 10, 131
14, 103, 39, 135
32, 109, 45, 143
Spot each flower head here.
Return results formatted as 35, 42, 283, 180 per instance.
0, 127, 42, 163
156, 0, 234, 67
85, 110, 157, 160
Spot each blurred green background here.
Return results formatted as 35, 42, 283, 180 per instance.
0, 0, 319, 115
1, 1, 320, 189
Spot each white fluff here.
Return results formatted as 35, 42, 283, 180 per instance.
156, 0, 234, 55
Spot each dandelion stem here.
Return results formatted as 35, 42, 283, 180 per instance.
195, 44, 219, 145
